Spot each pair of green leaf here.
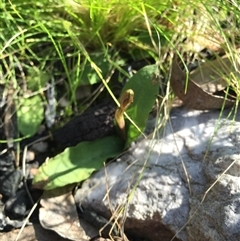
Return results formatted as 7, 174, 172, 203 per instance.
33, 64, 158, 190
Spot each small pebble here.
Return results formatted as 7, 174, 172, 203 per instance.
31, 142, 48, 153
26, 151, 35, 162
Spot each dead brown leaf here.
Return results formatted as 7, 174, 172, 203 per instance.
170, 57, 236, 110
190, 49, 240, 93
0, 224, 70, 241
39, 186, 98, 241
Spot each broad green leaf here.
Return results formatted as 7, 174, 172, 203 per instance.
17, 95, 44, 136
121, 65, 159, 146
32, 135, 124, 190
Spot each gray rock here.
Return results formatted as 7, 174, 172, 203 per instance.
75, 107, 240, 241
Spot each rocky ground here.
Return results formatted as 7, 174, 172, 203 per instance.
75, 106, 240, 241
